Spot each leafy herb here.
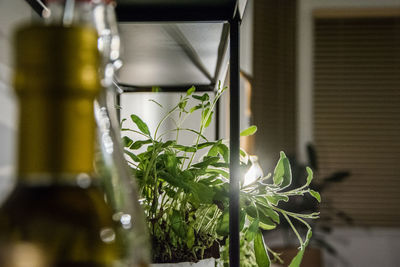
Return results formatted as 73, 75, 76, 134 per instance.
122, 84, 320, 265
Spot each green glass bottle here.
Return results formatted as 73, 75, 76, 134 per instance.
0, 25, 136, 266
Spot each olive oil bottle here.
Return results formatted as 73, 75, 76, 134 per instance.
0, 25, 127, 266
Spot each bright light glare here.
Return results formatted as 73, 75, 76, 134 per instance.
244, 156, 263, 186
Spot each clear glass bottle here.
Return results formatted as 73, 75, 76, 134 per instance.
45, 0, 151, 265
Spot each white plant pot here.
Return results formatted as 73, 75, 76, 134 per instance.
151, 258, 216, 267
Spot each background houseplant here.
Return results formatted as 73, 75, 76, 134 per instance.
121, 85, 320, 266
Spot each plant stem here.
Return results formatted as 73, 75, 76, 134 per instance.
281, 211, 304, 247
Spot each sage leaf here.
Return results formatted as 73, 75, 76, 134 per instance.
192, 156, 219, 169
186, 86, 195, 95
245, 205, 258, 219
205, 168, 229, 179
306, 167, 313, 186
254, 230, 270, 267
259, 221, 276, 230
186, 226, 195, 249
273, 151, 292, 189
173, 144, 197, 153
216, 211, 229, 236
190, 182, 215, 204
239, 209, 246, 231
196, 142, 216, 149
192, 93, 209, 102
265, 195, 289, 206
218, 143, 229, 163
257, 204, 280, 224
245, 219, 259, 242
170, 210, 186, 238
130, 114, 151, 136
240, 125, 257, 137
122, 136, 133, 147
130, 139, 152, 150
204, 111, 213, 128
124, 150, 140, 162
309, 189, 321, 202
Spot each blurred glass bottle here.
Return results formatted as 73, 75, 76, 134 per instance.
0, 1, 150, 266
0, 22, 126, 266
45, 0, 151, 265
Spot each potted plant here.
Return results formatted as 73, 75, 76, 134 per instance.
121, 84, 320, 266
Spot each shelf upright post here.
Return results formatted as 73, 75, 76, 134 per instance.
229, 12, 241, 267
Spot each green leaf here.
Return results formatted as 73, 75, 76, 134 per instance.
259, 221, 276, 230
289, 229, 312, 267
239, 209, 246, 231
173, 144, 197, 153
189, 102, 210, 113
265, 195, 289, 206
170, 210, 186, 238
192, 156, 220, 169
122, 136, 133, 147
245, 219, 259, 242
196, 142, 216, 150
190, 182, 215, 204
124, 150, 140, 162
161, 140, 176, 148
210, 162, 229, 168
186, 86, 195, 95
240, 148, 247, 158
206, 168, 229, 179
309, 189, 321, 202
130, 114, 151, 136
254, 230, 270, 267
192, 93, 209, 102
186, 226, 195, 249
273, 151, 292, 189
240, 125, 258, 137
202, 108, 210, 123
130, 139, 152, 150
148, 99, 163, 108
178, 100, 187, 110
305, 167, 314, 186
207, 144, 219, 157
204, 111, 213, 128
216, 211, 229, 236
257, 204, 280, 224
190, 104, 202, 113
245, 205, 258, 219
218, 143, 229, 163
158, 171, 190, 191
258, 211, 275, 228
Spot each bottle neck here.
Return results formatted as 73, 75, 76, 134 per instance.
14, 25, 100, 179
17, 96, 96, 177
45, 0, 121, 87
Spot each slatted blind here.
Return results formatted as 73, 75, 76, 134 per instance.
313, 15, 400, 227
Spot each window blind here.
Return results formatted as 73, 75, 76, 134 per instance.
313, 15, 400, 227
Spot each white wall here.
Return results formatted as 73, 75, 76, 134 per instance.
297, 1, 400, 267
0, 0, 33, 201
